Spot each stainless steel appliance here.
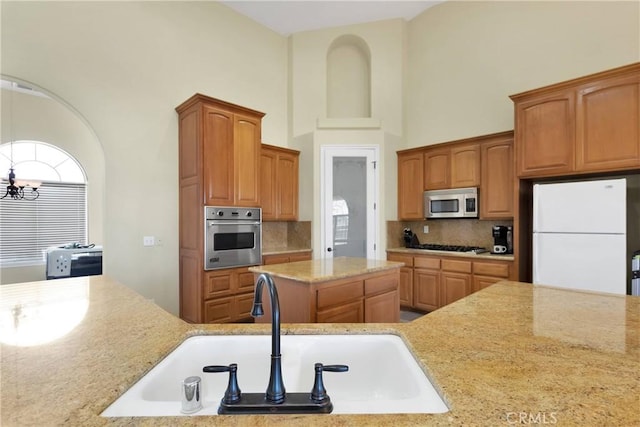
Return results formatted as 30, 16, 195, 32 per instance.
406, 243, 487, 254
492, 225, 513, 254
204, 206, 261, 270
424, 187, 478, 219
46, 243, 103, 280
632, 250, 639, 296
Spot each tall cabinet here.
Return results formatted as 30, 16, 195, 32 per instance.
176, 94, 264, 323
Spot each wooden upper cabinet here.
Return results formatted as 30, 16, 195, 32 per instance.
260, 144, 299, 221
233, 114, 261, 206
576, 72, 640, 172
176, 94, 265, 208
397, 150, 424, 220
450, 143, 480, 188
423, 143, 479, 190
480, 132, 514, 219
514, 90, 575, 177
511, 63, 640, 178
423, 148, 450, 190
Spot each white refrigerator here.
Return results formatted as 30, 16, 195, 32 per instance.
533, 178, 627, 295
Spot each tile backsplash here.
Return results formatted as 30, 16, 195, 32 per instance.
263, 221, 311, 251
387, 219, 513, 250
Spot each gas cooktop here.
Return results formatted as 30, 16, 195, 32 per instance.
407, 244, 488, 254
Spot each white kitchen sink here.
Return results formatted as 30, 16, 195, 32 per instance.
101, 334, 449, 417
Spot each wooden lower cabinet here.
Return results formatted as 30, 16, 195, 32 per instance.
255, 269, 400, 323
387, 252, 514, 312
202, 266, 255, 324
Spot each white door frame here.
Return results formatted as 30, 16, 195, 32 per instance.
319, 145, 379, 259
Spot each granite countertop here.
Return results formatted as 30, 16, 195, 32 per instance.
1, 275, 638, 426
249, 256, 404, 283
387, 247, 516, 261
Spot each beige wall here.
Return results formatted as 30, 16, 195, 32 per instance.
0, 88, 105, 284
406, 0, 640, 148
1, 2, 288, 314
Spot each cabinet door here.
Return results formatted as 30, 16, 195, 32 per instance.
365, 291, 399, 323
277, 151, 299, 220
441, 272, 471, 306
450, 143, 480, 188
576, 73, 640, 172
288, 252, 312, 262
203, 106, 234, 205
472, 276, 502, 293
233, 113, 261, 206
203, 270, 233, 299
233, 293, 255, 321
316, 300, 364, 323
481, 138, 514, 219
398, 267, 414, 308
397, 151, 424, 220
515, 90, 575, 177
424, 148, 450, 190
260, 149, 277, 220
204, 297, 233, 323
262, 254, 291, 265
236, 268, 255, 293
413, 268, 440, 312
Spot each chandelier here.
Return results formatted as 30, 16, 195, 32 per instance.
2, 167, 40, 200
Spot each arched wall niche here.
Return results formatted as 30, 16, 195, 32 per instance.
326, 34, 372, 118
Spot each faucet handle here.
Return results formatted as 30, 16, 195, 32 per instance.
203, 363, 241, 404
310, 363, 349, 403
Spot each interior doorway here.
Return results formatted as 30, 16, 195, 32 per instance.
320, 145, 379, 259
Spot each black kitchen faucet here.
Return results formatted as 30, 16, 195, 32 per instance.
203, 273, 348, 414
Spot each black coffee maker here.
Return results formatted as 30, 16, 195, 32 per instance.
492, 225, 513, 254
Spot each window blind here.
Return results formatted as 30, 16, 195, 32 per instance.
0, 182, 87, 266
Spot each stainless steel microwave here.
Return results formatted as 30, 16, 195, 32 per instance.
424, 187, 478, 219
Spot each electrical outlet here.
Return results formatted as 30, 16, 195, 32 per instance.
143, 236, 155, 246
423, 225, 429, 234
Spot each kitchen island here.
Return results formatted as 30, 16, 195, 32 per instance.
1, 275, 638, 426
249, 257, 403, 323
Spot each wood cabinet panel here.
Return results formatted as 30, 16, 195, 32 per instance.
233, 293, 255, 321
450, 144, 480, 188
288, 252, 312, 262
237, 269, 255, 293
387, 253, 414, 267
316, 299, 364, 323
515, 92, 575, 177
480, 135, 514, 219
397, 151, 425, 220
233, 114, 261, 206
364, 291, 399, 323
442, 259, 472, 274
424, 149, 450, 190
472, 276, 503, 293
263, 255, 290, 265
365, 272, 398, 296
414, 256, 440, 270
414, 268, 440, 312
261, 144, 299, 221
473, 261, 510, 278
441, 272, 471, 306
398, 267, 413, 308
204, 270, 233, 299
203, 106, 235, 205
204, 297, 233, 323
316, 280, 364, 309
576, 73, 640, 171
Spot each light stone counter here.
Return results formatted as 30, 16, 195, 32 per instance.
249, 256, 404, 283
1, 275, 638, 426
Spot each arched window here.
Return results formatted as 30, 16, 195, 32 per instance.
0, 141, 87, 266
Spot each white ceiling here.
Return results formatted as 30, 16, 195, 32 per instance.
221, 1, 444, 36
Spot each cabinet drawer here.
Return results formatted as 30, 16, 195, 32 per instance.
365, 273, 398, 296
473, 262, 510, 278
316, 280, 364, 309
263, 255, 290, 265
204, 297, 233, 323
204, 271, 232, 298
414, 257, 440, 269
288, 252, 312, 262
387, 253, 413, 267
442, 259, 472, 273
316, 300, 364, 323
236, 269, 255, 292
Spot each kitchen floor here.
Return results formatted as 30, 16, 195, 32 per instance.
400, 310, 425, 323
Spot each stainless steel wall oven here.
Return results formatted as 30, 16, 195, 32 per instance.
204, 206, 261, 270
